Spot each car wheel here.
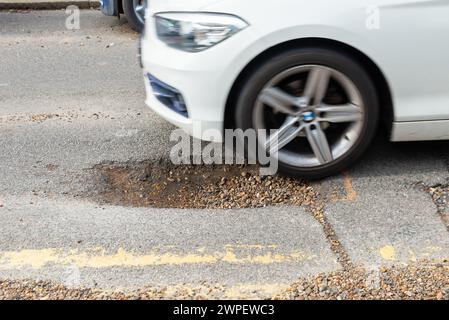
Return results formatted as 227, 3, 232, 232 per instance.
235, 47, 379, 179
123, 0, 145, 32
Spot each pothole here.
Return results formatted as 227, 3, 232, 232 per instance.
92, 161, 317, 209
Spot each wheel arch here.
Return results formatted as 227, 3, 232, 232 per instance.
224, 37, 393, 135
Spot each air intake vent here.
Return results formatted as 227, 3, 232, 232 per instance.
147, 74, 188, 117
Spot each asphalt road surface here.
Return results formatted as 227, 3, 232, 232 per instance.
1, 10, 449, 299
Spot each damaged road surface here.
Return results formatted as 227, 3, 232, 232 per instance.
1, 10, 449, 299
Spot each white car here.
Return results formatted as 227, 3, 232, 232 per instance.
141, 0, 449, 178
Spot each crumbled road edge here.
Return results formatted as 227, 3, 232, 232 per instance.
1, 261, 448, 300
276, 262, 449, 300
427, 185, 449, 230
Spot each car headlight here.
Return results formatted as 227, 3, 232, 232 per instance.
155, 12, 248, 52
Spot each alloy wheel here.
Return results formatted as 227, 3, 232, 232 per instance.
254, 65, 365, 168
134, 0, 146, 25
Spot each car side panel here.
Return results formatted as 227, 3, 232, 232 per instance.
372, 0, 449, 121
203, 0, 449, 122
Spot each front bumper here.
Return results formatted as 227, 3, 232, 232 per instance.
143, 71, 224, 141
141, 15, 260, 141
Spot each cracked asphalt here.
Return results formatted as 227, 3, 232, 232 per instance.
1, 10, 449, 299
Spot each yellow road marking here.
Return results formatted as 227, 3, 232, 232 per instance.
223, 283, 290, 299
0, 245, 315, 269
408, 250, 417, 262
378, 245, 447, 262
379, 245, 396, 261
341, 171, 357, 202
331, 171, 358, 202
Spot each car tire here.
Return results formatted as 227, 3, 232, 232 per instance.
234, 47, 379, 179
123, 0, 145, 33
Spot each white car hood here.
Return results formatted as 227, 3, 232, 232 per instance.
150, 0, 226, 12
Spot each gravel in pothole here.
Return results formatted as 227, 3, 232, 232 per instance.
93, 162, 317, 209
427, 186, 449, 228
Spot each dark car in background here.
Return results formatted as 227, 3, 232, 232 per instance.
100, 0, 146, 32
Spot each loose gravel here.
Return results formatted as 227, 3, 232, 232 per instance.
0, 111, 128, 124
94, 162, 316, 209
427, 186, 449, 229
277, 261, 449, 300
2, 261, 448, 300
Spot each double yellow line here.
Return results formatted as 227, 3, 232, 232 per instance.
0, 245, 315, 269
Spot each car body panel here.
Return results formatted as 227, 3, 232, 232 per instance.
392, 120, 449, 141
142, 0, 449, 141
